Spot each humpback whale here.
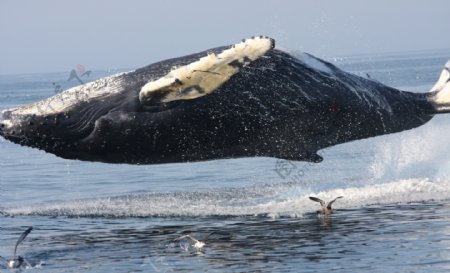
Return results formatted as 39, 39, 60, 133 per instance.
0, 36, 449, 164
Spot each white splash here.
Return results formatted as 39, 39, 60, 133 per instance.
368, 118, 450, 181
4, 178, 450, 218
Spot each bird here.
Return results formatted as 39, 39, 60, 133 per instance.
309, 196, 343, 215
173, 234, 206, 250
66, 69, 84, 84
0, 227, 33, 269
80, 70, 92, 78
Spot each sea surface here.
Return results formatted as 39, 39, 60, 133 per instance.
1, 49, 450, 272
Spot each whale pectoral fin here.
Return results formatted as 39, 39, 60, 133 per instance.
139, 36, 275, 105
306, 153, 323, 163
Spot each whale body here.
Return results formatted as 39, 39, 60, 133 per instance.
0, 37, 449, 164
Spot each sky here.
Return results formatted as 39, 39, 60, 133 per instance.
1, 0, 449, 74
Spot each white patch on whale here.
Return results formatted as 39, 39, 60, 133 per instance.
430, 60, 450, 106
139, 36, 275, 104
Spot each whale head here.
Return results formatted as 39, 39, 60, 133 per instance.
0, 36, 276, 164
0, 71, 142, 160
0, 100, 95, 158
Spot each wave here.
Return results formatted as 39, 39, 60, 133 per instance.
2, 177, 449, 218
368, 117, 450, 182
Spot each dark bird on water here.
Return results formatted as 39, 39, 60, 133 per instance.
309, 196, 343, 215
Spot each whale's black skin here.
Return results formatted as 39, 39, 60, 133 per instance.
0, 46, 440, 164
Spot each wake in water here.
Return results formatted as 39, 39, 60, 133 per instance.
1, 177, 448, 218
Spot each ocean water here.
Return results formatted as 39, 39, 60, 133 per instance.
1, 49, 450, 272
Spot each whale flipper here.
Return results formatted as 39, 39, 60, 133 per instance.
305, 153, 323, 163
429, 60, 450, 113
279, 152, 323, 163
139, 36, 275, 105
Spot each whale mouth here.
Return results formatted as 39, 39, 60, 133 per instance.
0, 110, 8, 137
1, 108, 13, 126
0, 109, 22, 140
1, 108, 12, 119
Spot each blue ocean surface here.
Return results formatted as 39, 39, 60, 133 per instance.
1, 49, 450, 272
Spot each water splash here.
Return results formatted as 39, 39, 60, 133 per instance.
3, 177, 449, 218
369, 117, 450, 182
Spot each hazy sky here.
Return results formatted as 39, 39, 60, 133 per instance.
1, 0, 449, 74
